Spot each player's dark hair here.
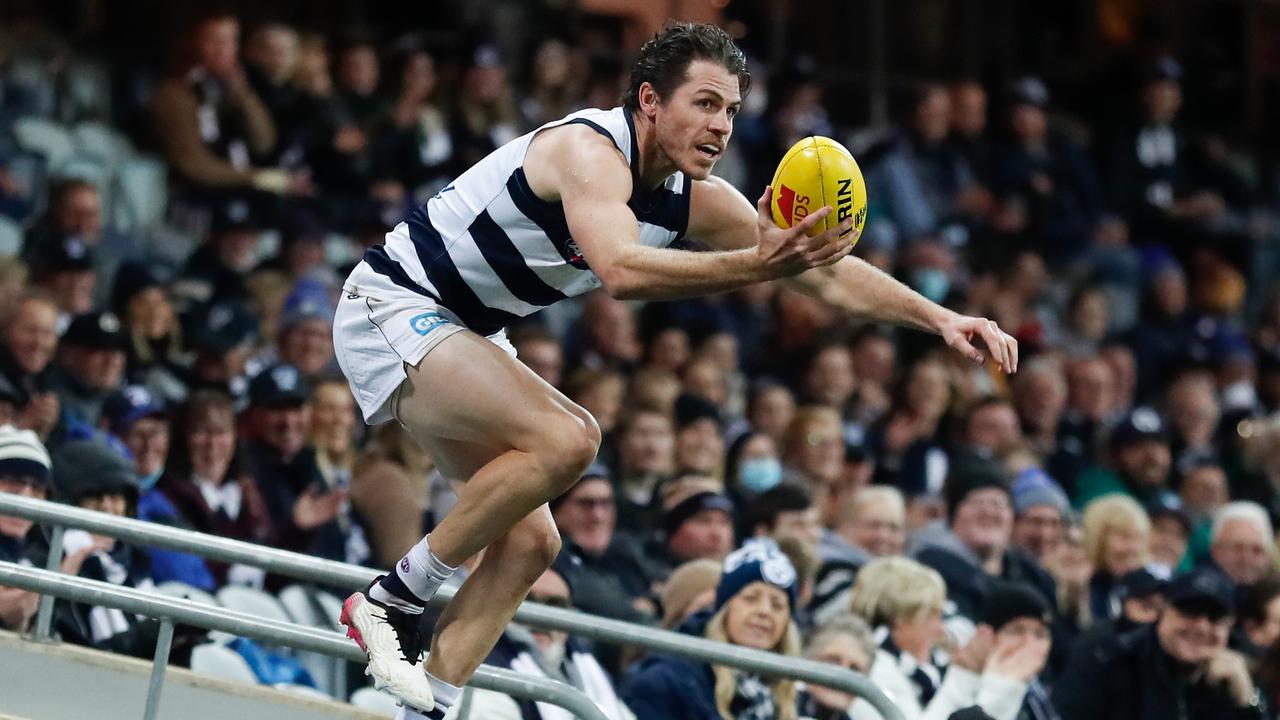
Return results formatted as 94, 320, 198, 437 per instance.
623, 22, 750, 112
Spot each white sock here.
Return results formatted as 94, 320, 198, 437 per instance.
426, 672, 462, 709
399, 536, 456, 603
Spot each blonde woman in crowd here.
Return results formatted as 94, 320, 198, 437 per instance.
1080, 493, 1151, 622
847, 557, 1029, 720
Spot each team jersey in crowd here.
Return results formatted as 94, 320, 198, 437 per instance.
364, 106, 693, 335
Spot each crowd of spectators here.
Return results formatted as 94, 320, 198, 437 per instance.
2, 5, 1280, 720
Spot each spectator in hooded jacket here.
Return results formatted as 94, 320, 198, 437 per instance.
622, 540, 804, 720
1053, 569, 1264, 720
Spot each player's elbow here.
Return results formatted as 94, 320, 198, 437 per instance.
595, 263, 644, 300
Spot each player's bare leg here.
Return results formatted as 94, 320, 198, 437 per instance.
342, 329, 598, 715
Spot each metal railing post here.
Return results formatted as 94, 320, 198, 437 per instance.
32, 523, 64, 641
0, 562, 610, 720
142, 618, 175, 720
0, 495, 904, 720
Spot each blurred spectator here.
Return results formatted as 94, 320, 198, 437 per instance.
973, 582, 1055, 720
174, 199, 261, 307
150, 10, 306, 201
570, 292, 641, 373
243, 22, 303, 161
274, 279, 336, 380
103, 384, 215, 590
1011, 357, 1067, 462
1177, 455, 1228, 560
1071, 568, 1167, 657
3, 293, 59, 441
1208, 502, 1274, 587
1145, 494, 1192, 576
1234, 577, 1280, 659
452, 44, 520, 170
646, 475, 735, 580
961, 396, 1023, 460
510, 325, 564, 388
811, 485, 908, 625
622, 541, 802, 720
1010, 468, 1070, 564
660, 558, 721, 630
801, 343, 859, 417
745, 380, 796, 447
157, 390, 273, 585
243, 364, 356, 563
1054, 568, 1262, 720
848, 556, 1031, 719
864, 84, 988, 255
1081, 494, 1151, 622
797, 614, 878, 720
673, 393, 725, 480
550, 465, 656, 625
47, 437, 159, 658
612, 407, 675, 534
52, 311, 128, 427
912, 454, 1056, 621
311, 376, 355, 491
30, 236, 97, 321
1074, 407, 1174, 508
1165, 373, 1221, 464
1125, 256, 1197, 401
374, 41, 456, 197
186, 300, 258, 397
744, 483, 822, 548
868, 357, 952, 501
989, 77, 1104, 262
725, 430, 783, 502
518, 38, 581, 130
112, 262, 189, 403
0, 426, 54, 631
349, 422, 435, 566
563, 368, 625, 459
948, 80, 992, 184
23, 179, 132, 302
468, 557, 636, 720
782, 406, 846, 487
849, 328, 897, 424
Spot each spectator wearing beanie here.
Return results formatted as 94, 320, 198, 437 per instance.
550, 464, 657, 626
460, 552, 637, 720
0, 425, 53, 631
43, 437, 161, 658
623, 540, 804, 720
975, 582, 1056, 720
1054, 568, 1264, 720
911, 454, 1057, 621
1010, 468, 1070, 563
643, 475, 735, 581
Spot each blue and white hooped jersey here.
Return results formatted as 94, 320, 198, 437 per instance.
363, 106, 692, 335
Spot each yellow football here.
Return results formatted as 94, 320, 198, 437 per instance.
769, 136, 868, 244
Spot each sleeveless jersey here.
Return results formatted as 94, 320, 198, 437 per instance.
363, 106, 692, 335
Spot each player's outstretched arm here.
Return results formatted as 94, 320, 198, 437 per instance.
687, 175, 1018, 373
543, 128, 851, 301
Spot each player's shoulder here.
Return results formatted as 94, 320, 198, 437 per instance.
527, 122, 631, 200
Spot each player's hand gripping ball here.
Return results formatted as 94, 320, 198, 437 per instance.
769, 136, 867, 245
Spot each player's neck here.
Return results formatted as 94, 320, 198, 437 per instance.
630, 109, 679, 190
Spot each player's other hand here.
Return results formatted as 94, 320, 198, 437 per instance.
938, 312, 1019, 374
755, 186, 857, 278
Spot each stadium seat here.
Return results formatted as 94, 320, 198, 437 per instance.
71, 121, 132, 167
0, 214, 22, 257
349, 686, 401, 715
12, 117, 75, 169
114, 156, 166, 232
312, 590, 345, 632
190, 642, 259, 685
277, 584, 321, 627
216, 585, 293, 624
153, 581, 219, 608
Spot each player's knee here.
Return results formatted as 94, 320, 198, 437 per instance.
532, 414, 600, 489
510, 518, 562, 573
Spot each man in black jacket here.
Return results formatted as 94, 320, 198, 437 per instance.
1053, 569, 1265, 720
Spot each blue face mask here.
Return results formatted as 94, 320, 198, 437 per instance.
137, 469, 163, 492
738, 457, 783, 494
911, 268, 951, 304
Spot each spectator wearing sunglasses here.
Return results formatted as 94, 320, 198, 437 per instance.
1053, 568, 1264, 720
463, 551, 636, 720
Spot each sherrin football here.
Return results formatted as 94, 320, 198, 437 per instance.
769, 136, 867, 245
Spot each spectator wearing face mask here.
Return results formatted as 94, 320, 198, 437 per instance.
1053, 569, 1264, 720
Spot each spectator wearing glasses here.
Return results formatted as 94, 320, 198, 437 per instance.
1053, 569, 1264, 720
458, 553, 636, 720
550, 465, 656, 625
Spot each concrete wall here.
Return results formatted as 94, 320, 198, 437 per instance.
0, 632, 385, 720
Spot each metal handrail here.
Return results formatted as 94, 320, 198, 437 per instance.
0, 493, 904, 720
0, 561, 610, 720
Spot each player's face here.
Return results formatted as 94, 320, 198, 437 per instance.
655, 60, 741, 180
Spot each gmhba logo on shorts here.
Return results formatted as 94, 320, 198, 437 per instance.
410, 312, 447, 336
